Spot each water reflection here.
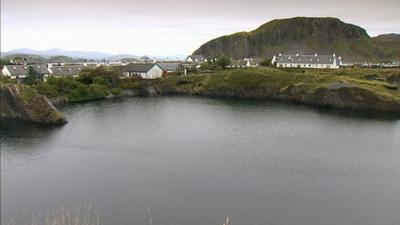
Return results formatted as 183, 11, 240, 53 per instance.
1, 96, 400, 225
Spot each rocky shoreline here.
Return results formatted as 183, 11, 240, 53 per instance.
153, 69, 400, 114
0, 84, 67, 125
1, 68, 399, 125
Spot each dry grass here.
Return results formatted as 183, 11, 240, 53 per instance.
4, 203, 99, 225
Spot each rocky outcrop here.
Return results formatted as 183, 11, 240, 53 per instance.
1, 83, 67, 125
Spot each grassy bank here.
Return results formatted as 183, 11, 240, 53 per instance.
154, 67, 400, 113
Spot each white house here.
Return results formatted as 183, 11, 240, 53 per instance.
48, 65, 85, 78
2, 65, 29, 79
228, 58, 259, 68
123, 63, 163, 79
2, 64, 51, 79
158, 63, 185, 75
272, 53, 341, 69
185, 55, 207, 63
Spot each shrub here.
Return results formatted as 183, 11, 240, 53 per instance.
77, 67, 120, 86
110, 87, 122, 95
216, 56, 231, 69
88, 84, 107, 99
36, 82, 59, 97
260, 59, 272, 67
68, 84, 107, 102
45, 76, 81, 93
93, 76, 109, 87
68, 85, 90, 102
117, 78, 143, 89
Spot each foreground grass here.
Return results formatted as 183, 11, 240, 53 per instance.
4, 204, 99, 225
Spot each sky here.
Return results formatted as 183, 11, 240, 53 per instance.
1, 0, 399, 56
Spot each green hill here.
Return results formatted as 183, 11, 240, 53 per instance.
193, 17, 399, 61
373, 34, 400, 60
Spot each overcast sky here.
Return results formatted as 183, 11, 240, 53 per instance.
1, 0, 399, 55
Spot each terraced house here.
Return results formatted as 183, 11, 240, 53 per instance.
2, 64, 51, 79
48, 65, 85, 78
272, 53, 342, 69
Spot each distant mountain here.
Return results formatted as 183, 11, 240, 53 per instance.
193, 17, 399, 61
1, 48, 188, 62
1, 48, 114, 60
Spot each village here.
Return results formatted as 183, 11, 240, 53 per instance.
2, 53, 400, 81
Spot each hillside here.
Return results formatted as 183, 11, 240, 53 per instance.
373, 34, 400, 60
193, 17, 399, 61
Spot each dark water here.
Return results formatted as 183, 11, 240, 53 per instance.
1, 97, 400, 225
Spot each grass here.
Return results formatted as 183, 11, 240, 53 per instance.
18, 84, 38, 102
154, 67, 400, 113
4, 204, 99, 225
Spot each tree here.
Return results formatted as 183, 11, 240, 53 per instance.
216, 56, 231, 69
260, 59, 272, 67
23, 67, 42, 85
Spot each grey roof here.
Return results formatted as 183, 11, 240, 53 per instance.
276, 54, 339, 65
187, 55, 205, 61
124, 63, 160, 73
50, 65, 85, 76
30, 64, 51, 74
4, 65, 29, 76
158, 63, 181, 71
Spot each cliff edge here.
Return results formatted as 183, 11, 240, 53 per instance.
1, 83, 67, 125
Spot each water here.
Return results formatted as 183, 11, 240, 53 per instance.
1, 96, 400, 225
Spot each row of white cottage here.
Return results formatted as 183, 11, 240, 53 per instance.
1, 63, 187, 80
272, 53, 341, 69
186, 53, 343, 69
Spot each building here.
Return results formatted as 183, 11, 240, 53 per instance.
49, 65, 85, 78
123, 63, 163, 79
30, 64, 52, 76
272, 53, 341, 69
2, 64, 51, 79
158, 63, 185, 75
228, 58, 259, 68
2, 65, 29, 79
185, 55, 207, 63
10, 57, 27, 65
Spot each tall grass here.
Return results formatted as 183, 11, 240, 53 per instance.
4, 203, 99, 225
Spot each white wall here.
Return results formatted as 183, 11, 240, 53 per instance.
143, 65, 163, 79
276, 63, 339, 69
2, 67, 11, 76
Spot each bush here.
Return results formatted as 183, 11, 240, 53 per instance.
68, 85, 90, 102
68, 84, 107, 102
117, 78, 143, 89
93, 76, 109, 87
216, 56, 231, 69
110, 87, 122, 95
23, 67, 43, 85
260, 59, 272, 67
45, 76, 81, 93
77, 67, 120, 86
88, 84, 107, 99
36, 82, 59, 97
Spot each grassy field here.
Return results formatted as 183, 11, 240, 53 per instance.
155, 67, 400, 113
